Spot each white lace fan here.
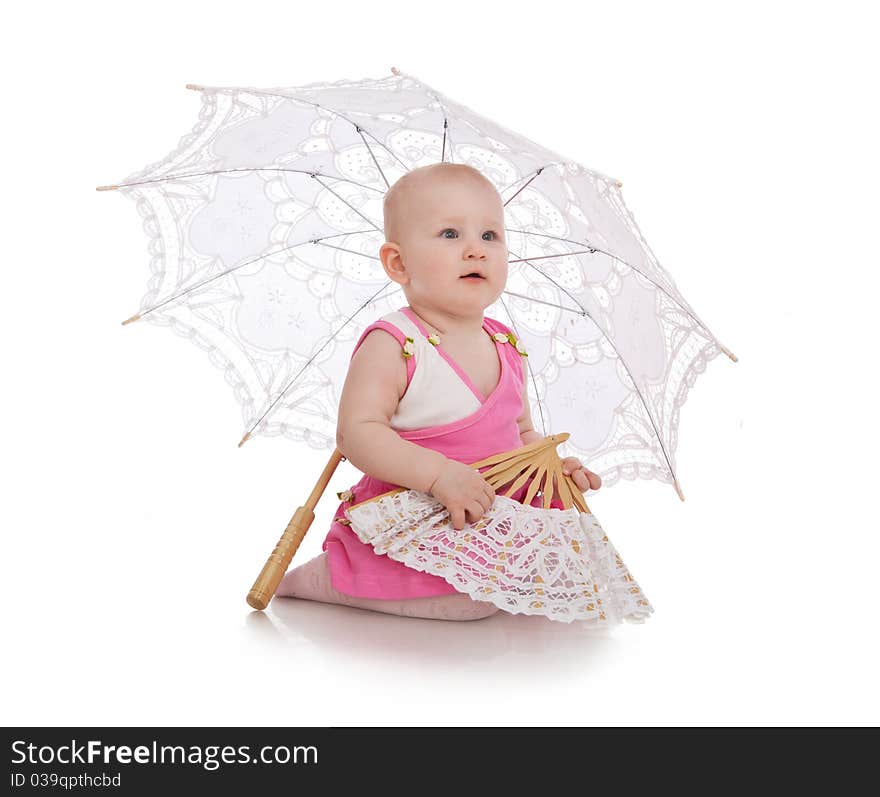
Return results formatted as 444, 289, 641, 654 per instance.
342, 434, 654, 625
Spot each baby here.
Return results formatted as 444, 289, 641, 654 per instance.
277, 163, 601, 620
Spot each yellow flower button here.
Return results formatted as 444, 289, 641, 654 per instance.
402, 336, 415, 359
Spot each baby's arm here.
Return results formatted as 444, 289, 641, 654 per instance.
337, 328, 495, 528
336, 328, 445, 491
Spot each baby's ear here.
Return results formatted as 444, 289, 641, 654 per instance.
380, 241, 408, 285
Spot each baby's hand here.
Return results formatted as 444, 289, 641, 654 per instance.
561, 457, 602, 493
428, 460, 496, 531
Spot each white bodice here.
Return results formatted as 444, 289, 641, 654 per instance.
380, 311, 484, 431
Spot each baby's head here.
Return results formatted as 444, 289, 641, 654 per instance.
379, 163, 507, 317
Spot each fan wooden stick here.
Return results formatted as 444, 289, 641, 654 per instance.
486, 434, 587, 510
246, 433, 588, 610
350, 433, 591, 514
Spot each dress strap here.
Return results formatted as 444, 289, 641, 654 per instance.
482, 317, 528, 393
482, 317, 528, 356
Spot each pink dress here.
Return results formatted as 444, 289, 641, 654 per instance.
323, 305, 562, 599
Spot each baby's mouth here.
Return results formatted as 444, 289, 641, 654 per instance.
460, 272, 485, 279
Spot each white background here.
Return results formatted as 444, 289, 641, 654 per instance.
3, 0, 878, 727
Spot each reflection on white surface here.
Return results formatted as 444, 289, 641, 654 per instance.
247, 597, 615, 674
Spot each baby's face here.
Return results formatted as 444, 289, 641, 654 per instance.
384, 177, 507, 317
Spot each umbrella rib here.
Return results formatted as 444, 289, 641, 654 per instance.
355, 126, 391, 189
207, 85, 414, 175
501, 167, 545, 206
412, 80, 456, 164
398, 69, 626, 184
498, 294, 548, 437
500, 163, 728, 359
505, 228, 594, 246
504, 228, 731, 359
129, 231, 377, 320
392, 77, 455, 166
508, 249, 597, 264
509, 250, 587, 309
497, 161, 622, 197
506, 245, 683, 497
109, 167, 385, 195
507, 228, 675, 294
312, 175, 383, 232
501, 289, 583, 316
244, 281, 402, 437
311, 241, 381, 261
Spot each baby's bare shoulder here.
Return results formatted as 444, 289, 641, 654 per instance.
350, 326, 407, 377
338, 327, 408, 426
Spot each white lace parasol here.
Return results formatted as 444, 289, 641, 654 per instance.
99, 67, 736, 500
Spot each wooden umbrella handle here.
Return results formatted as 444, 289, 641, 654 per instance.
246, 447, 344, 610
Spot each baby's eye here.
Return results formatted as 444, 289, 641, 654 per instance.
483, 231, 498, 241
441, 229, 458, 239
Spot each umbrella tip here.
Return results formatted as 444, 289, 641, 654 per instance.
121, 313, 141, 326
238, 431, 251, 448
96, 184, 118, 191
674, 479, 685, 502
718, 342, 738, 362
390, 66, 400, 75
616, 180, 623, 188
186, 83, 204, 91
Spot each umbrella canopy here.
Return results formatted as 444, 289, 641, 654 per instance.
98, 67, 736, 500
